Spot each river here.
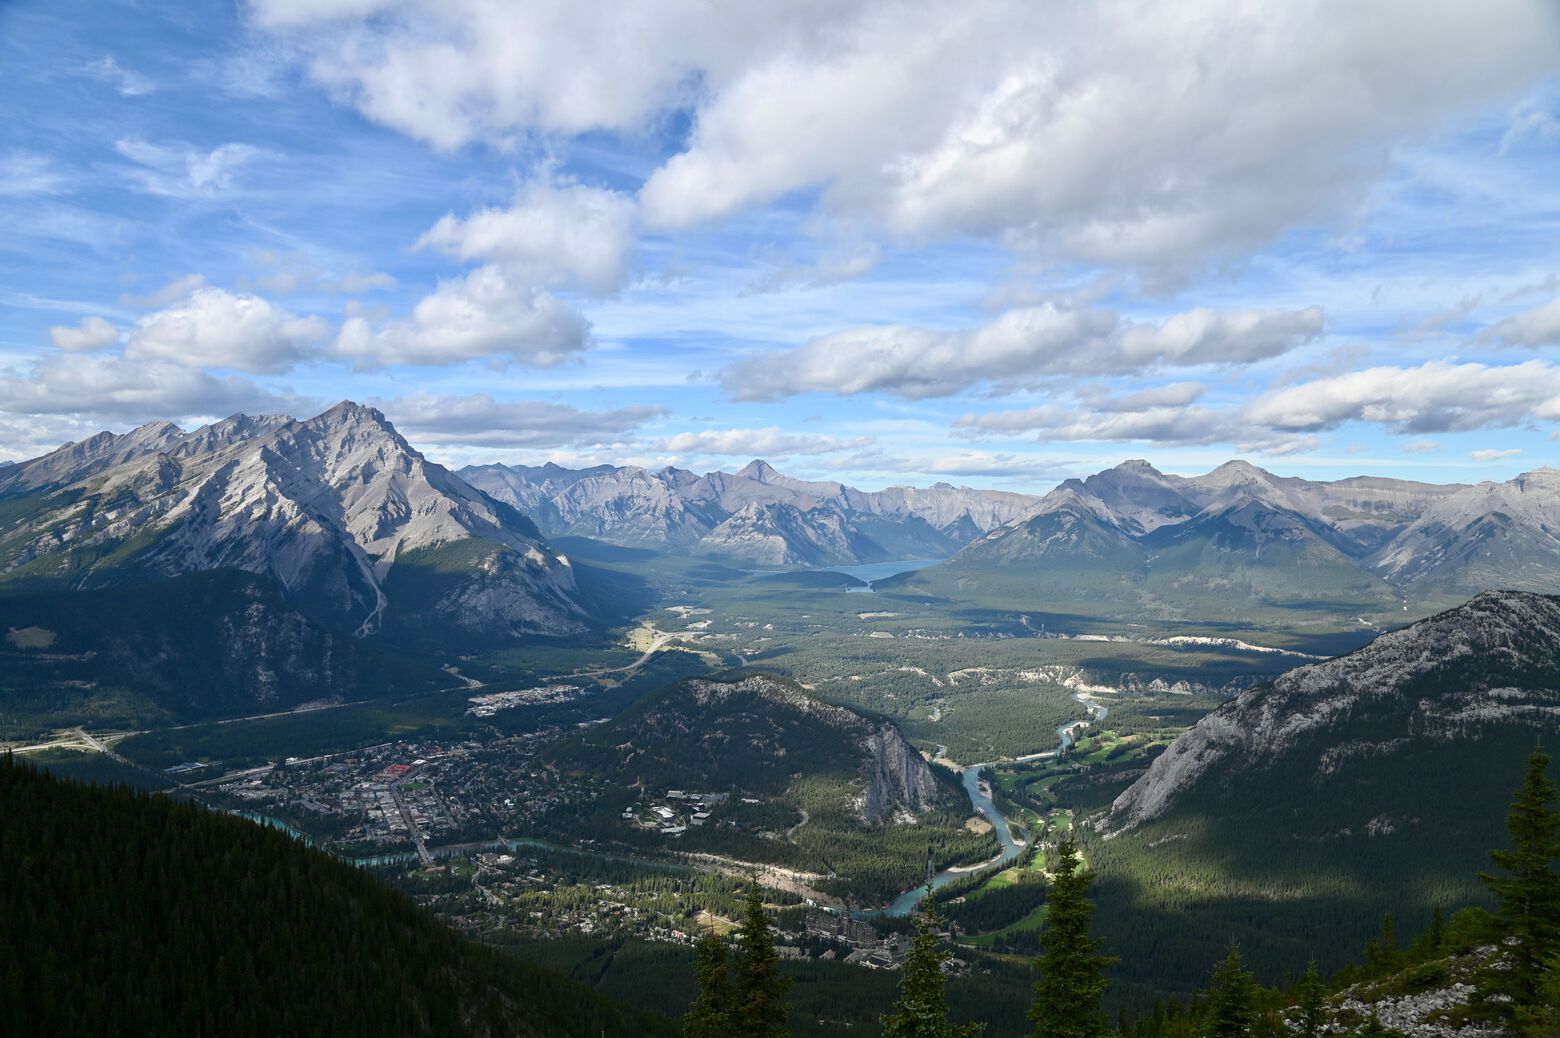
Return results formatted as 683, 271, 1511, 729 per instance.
860, 689, 1109, 917
232, 689, 1110, 919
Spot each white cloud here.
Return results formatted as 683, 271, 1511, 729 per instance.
251, 0, 1559, 272
835, 447, 1073, 482
0, 152, 69, 197
0, 353, 303, 422
721, 305, 1322, 400
652, 1, 1558, 272
0, 414, 127, 465
378, 393, 665, 447
1500, 100, 1560, 153
85, 55, 155, 96
253, 267, 398, 296
417, 177, 636, 295
126, 287, 328, 373
249, 0, 793, 146
1245, 360, 1560, 434
1086, 382, 1205, 411
1470, 448, 1522, 462
956, 403, 1237, 446
748, 244, 881, 293
656, 427, 873, 457
114, 138, 267, 199
951, 358, 1560, 448
49, 316, 120, 352
332, 264, 589, 368
119, 273, 208, 308
1485, 295, 1560, 347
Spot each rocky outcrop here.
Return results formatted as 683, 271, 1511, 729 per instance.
1315, 948, 1514, 1038
857, 722, 944, 824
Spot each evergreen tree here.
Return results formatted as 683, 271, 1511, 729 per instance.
684, 923, 732, 1038
881, 889, 983, 1038
1026, 837, 1117, 1038
1294, 960, 1327, 1038
731, 879, 790, 1037
1478, 746, 1560, 1026
1206, 943, 1256, 1038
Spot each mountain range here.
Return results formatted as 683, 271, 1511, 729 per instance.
5, 409, 1558, 647
460, 459, 1040, 567
916, 459, 1560, 624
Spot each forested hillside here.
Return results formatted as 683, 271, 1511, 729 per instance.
1085, 590, 1560, 999
0, 757, 676, 1037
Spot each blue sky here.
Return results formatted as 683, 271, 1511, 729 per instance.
2, 0, 1559, 492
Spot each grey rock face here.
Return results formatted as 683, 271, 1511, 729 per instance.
0, 402, 585, 638
1104, 590, 1560, 833
858, 722, 945, 824
460, 459, 1043, 567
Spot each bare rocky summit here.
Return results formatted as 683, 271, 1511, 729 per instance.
0, 402, 586, 639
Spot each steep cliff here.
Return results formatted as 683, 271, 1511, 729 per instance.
858, 722, 944, 823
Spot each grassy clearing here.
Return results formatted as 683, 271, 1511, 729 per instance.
958, 903, 1049, 946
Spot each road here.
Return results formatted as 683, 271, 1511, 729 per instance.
390, 775, 433, 864
568, 632, 675, 678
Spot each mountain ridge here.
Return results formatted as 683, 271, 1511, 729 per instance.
1103, 587, 1560, 834
938, 459, 1560, 616
460, 458, 1042, 567
0, 402, 587, 642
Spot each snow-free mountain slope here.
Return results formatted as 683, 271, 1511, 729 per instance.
934, 460, 1557, 620
460, 459, 1041, 566
1371, 467, 1560, 594
1082, 589, 1560, 997
0, 570, 447, 725
1105, 589, 1560, 833
0, 419, 187, 496
0, 402, 587, 640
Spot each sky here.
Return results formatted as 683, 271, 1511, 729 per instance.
2, 0, 1560, 493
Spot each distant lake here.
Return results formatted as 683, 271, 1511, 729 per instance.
821, 558, 945, 589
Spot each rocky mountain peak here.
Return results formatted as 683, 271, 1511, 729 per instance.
737, 459, 781, 482
0, 419, 189, 495
308, 400, 405, 439
128, 419, 186, 444
0, 403, 587, 641
1513, 466, 1560, 492
1200, 459, 1274, 485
